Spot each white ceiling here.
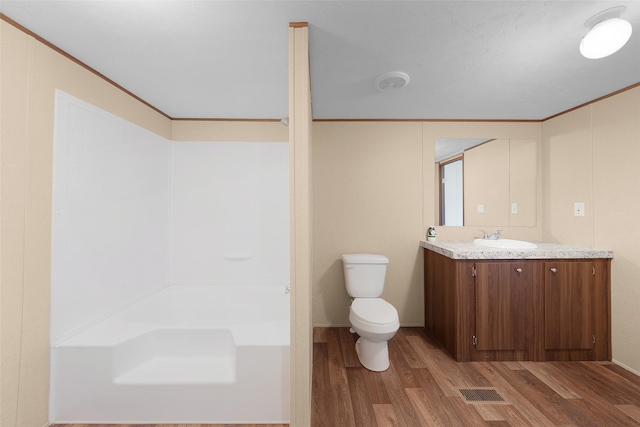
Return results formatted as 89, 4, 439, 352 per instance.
1, 1, 639, 120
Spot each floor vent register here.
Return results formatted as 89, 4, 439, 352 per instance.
457, 387, 508, 404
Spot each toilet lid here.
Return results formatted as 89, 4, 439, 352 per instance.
351, 298, 398, 325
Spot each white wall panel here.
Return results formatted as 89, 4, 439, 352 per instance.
51, 91, 171, 345
51, 93, 288, 347
171, 142, 289, 286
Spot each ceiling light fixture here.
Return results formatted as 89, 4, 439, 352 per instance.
580, 6, 632, 59
374, 71, 410, 91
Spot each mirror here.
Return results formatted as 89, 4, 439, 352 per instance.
435, 138, 537, 227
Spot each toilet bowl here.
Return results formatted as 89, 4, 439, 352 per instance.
349, 298, 400, 371
342, 254, 399, 372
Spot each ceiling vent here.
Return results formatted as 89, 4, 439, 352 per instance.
375, 71, 410, 91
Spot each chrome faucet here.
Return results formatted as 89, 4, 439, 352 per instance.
479, 230, 502, 240
488, 230, 502, 240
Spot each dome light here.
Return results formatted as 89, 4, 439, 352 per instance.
580, 7, 632, 59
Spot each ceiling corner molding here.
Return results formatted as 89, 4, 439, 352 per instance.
0, 13, 172, 120
313, 118, 543, 123
543, 82, 640, 122
172, 118, 281, 122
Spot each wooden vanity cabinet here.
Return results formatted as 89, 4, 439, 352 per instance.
424, 249, 611, 362
543, 259, 611, 361
474, 261, 539, 353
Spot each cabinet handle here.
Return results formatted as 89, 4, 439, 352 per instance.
550, 267, 557, 273
515, 268, 522, 273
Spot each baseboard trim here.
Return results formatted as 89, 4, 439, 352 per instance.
313, 323, 351, 328
612, 359, 640, 377
312, 323, 425, 328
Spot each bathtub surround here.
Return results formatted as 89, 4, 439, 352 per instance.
50, 92, 290, 423
50, 286, 290, 423
171, 141, 289, 286
51, 92, 172, 345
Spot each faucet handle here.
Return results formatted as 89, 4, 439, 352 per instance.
479, 230, 488, 239
489, 229, 503, 240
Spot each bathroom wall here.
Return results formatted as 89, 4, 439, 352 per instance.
171, 141, 289, 286
312, 122, 424, 326
0, 20, 172, 427
542, 86, 640, 374
51, 92, 171, 345
172, 120, 288, 142
311, 120, 543, 327
172, 124, 289, 288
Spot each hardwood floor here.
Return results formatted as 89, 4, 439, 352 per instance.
51, 326, 640, 426
312, 327, 640, 426
52, 425, 287, 427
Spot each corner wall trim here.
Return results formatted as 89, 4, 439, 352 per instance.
543, 82, 640, 121
0, 13, 172, 120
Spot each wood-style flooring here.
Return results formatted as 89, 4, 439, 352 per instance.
312, 327, 640, 426
52, 326, 640, 426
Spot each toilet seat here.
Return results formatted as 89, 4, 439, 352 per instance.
350, 298, 398, 325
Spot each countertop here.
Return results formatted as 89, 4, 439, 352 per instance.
420, 240, 613, 260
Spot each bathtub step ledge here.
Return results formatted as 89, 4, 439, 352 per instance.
114, 356, 236, 385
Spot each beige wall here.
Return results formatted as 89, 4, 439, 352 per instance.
542, 86, 640, 374
312, 122, 424, 326
0, 20, 172, 427
172, 120, 287, 142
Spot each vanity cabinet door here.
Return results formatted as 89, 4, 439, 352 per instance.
475, 262, 534, 351
544, 261, 593, 350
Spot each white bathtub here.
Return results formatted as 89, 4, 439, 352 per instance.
50, 285, 290, 424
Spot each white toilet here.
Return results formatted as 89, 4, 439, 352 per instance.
342, 253, 400, 372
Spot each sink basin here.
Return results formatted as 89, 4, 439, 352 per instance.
473, 239, 538, 249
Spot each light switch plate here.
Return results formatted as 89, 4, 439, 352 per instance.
574, 202, 585, 216
477, 204, 484, 213
511, 203, 518, 214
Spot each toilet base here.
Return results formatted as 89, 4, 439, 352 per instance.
355, 337, 390, 372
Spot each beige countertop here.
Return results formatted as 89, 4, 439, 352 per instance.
420, 240, 613, 260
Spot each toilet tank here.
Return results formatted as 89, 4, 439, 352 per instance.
341, 254, 389, 297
